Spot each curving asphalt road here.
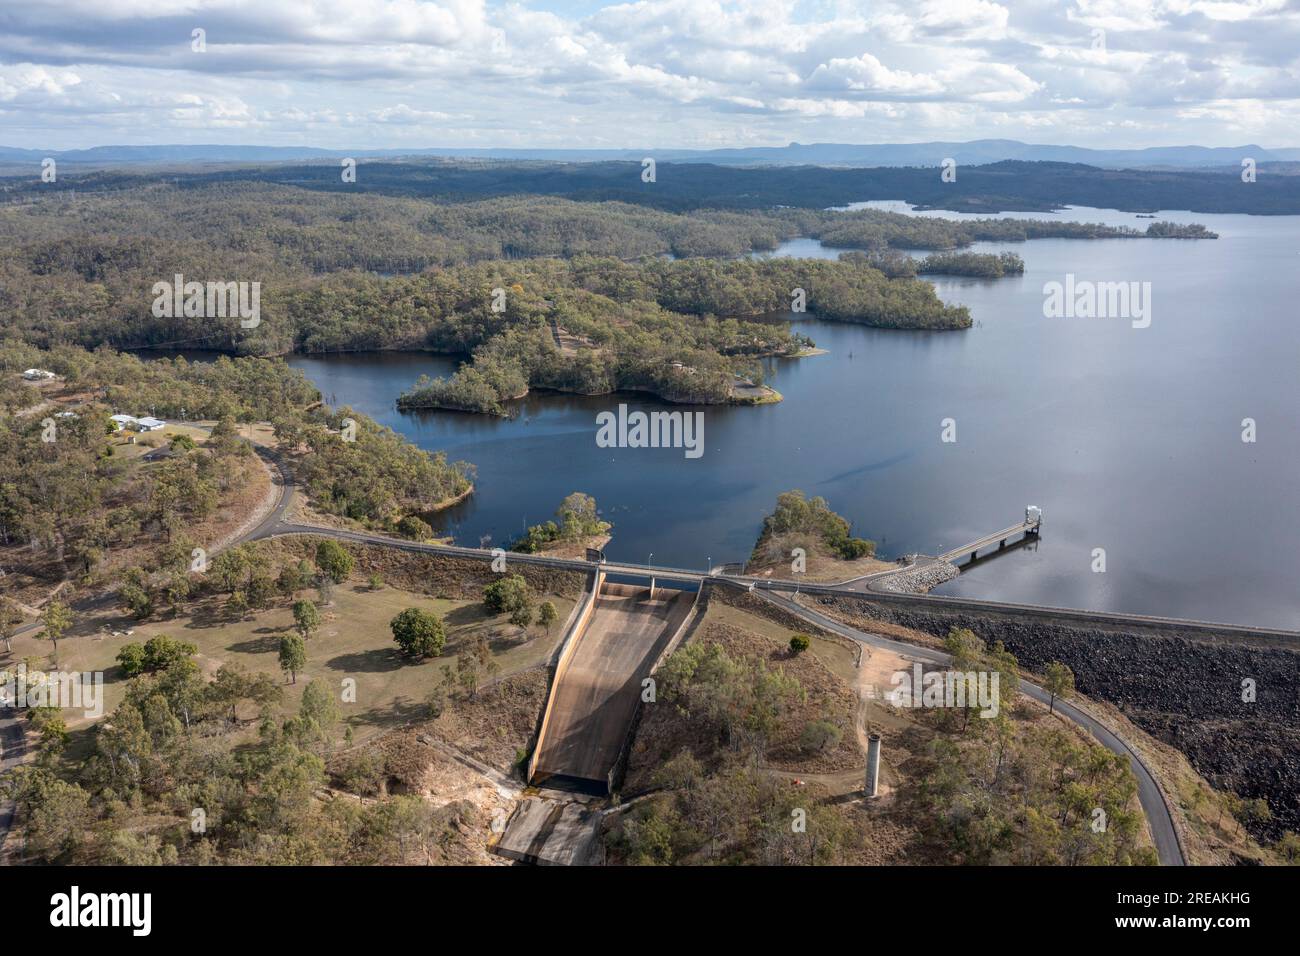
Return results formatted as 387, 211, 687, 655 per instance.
0, 435, 287, 848
0, 436, 1202, 863
265, 517, 1188, 864
755, 589, 1186, 866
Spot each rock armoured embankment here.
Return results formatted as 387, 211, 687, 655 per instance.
814, 594, 1300, 840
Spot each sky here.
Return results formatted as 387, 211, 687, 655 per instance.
2, 0, 1299, 150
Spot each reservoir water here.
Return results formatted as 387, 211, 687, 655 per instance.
286, 205, 1300, 629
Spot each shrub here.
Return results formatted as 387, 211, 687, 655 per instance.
396, 515, 432, 541
799, 720, 842, 754
116, 635, 197, 677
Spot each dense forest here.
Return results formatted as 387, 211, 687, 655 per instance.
0, 167, 1215, 413
917, 251, 1026, 278
2, 155, 1292, 214
391, 255, 967, 413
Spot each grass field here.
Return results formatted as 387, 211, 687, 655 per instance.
706, 601, 858, 682
7, 577, 574, 750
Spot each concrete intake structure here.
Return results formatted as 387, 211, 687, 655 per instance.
866, 733, 882, 798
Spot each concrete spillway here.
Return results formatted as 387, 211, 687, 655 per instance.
530, 581, 694, 793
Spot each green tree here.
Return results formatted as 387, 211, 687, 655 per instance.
315, 540, 355, 584
509, 601, 534, 629
225, 589, 249, 620
651, 750, 704, 792
284, 679, 340, 748
279, 635, 307, 684
390, 607, 446, 659
1275, 831, 1300, 865
789, 633, 811, 655
38, 600, 73, 662
1243, 797, 1273, 834
29, 706, 70, 757
944, 627, 985, 672
8, 768, 92, 862
118, 578, 153, 620
1043, 661, 1075, 715
537, 601, 558, 633
277, 562, 307, 598
799, 719, 842, 753
557, 492, 605, 538
208, 664, 282, 723
247, 573, 277, 610
116, 643, 146, 678
0, 597, 23, 654
162, 572, 191, 611
455, 636, 498, 698
210, 547, 251, 593
483, 574, 529, 616
292, 600, 322, 641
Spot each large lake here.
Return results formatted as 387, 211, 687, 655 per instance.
286, 204, 1300, 629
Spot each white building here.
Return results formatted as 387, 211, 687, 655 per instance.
22, 368, 55, 381
109, 414, 137, 430
131, 417, 166, 432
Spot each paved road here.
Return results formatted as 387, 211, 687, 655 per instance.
0, 432, 1206, 862
756, 588, 1186, 866
265, 523, 1297, 643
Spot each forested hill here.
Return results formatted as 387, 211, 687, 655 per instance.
4, 157, 1297, 214
0, 162, 1218, 414
0, 183, 1207, 355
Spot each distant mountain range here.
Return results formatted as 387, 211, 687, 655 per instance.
3, 139, 1299, 169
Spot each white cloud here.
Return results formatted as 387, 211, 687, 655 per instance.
807, 55, 944, 96
0, 0, 1297, 148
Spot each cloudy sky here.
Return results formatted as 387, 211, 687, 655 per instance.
2, 0, 1298, 150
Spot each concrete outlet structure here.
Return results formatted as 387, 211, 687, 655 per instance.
866, 733, 882, 798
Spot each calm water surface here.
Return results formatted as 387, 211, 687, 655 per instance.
286, 205, 1300, 628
